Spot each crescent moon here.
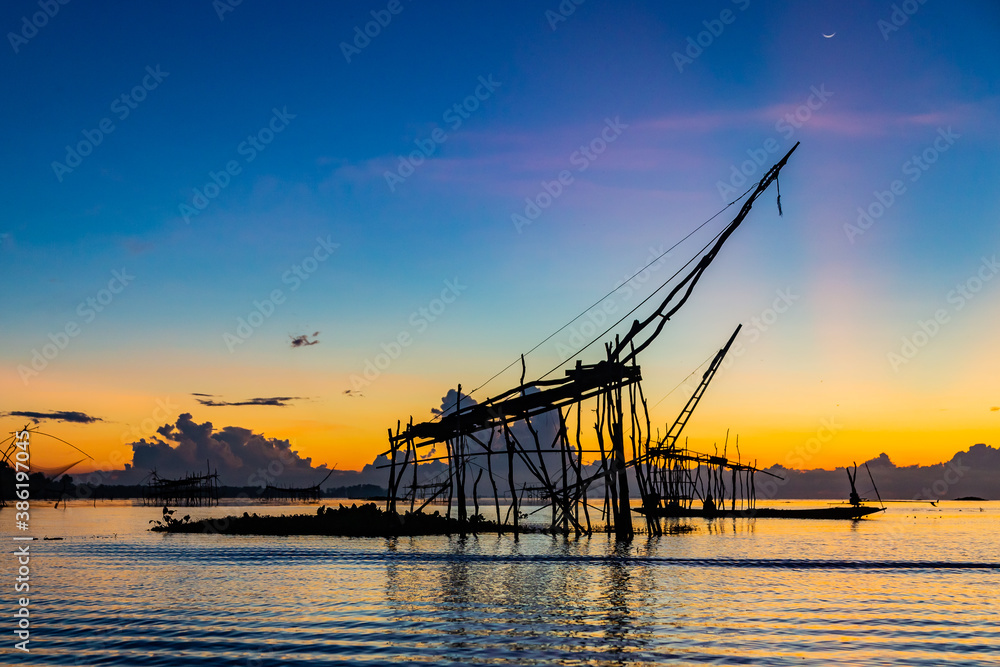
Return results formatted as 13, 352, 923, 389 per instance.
823, 32, 836, 38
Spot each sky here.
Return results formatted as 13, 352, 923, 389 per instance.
2, 0, 998, 478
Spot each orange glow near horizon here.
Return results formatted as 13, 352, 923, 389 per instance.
10, 384, 996, 477
4, 277, 997, 477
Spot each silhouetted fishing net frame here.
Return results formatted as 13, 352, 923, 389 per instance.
380, 143, 800, 540
1, 423, 95, 506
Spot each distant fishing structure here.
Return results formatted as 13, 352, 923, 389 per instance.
142, 465, 220, 507
380, 144, 803, 540
260, 468, 334, 502
639, 325, 783, 516
0, 423, 94, 507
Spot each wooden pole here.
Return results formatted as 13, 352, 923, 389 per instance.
504, 423, 519, 539
576, 401, 592, 534
611, 341, 633, 540
409, 421, 417, 513
472, 467, 482, 519
455, 386, 467, 526
486, 426, 502, 532
559, 410, 570, 534
445, 437, 453, 520
386, 426, 397, 514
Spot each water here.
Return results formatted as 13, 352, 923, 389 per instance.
3, 500, 998, 665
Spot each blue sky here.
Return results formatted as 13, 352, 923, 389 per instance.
2, 0, 999, 470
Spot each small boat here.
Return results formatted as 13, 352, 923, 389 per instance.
635, 504, 885, 520
635, 459, 887, 521
634, 329, 887, 523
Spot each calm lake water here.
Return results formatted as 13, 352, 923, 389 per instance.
3, 500, 998, 666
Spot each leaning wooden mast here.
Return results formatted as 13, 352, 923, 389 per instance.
381, 142, 800, 540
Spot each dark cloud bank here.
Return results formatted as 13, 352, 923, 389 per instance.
195, 396, 303, 407
114, 413, 333, 487
4, 410, 102, 424
759, 445, 1000, 501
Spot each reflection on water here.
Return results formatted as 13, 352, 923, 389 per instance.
704, 517, 756, 536
3, 500, 999, 665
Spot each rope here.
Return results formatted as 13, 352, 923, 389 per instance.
466, 183, 757, 398
535, 223, 729, 382
650, 353, 716, 409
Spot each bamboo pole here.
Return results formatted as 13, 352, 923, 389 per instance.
386, 425, 397, 514
576, 401, 592, 534
504, 423, 519, 538
486, 425, 502, 532
455, 387, 467, 527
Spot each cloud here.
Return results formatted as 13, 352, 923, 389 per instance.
431, 388, 477, 416
3, 410, 102, 424
991, 406, 999, 412
641, 109, 774, 133
641, 105, 966, 139
420, 387, 563, 479
190, 392, 215, 397
343, 389, 364, 398
764, 444, 1000, 500
196, 396, 303, 407
291, 331, 320, 348
123, 238, 154, 255
128, 413, 331, 486
768, 109, 953, 138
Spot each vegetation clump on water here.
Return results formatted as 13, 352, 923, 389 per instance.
149, 503, 508, 536
148, 504, 696, 536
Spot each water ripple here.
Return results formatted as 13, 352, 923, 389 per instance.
15, 503, 1000, 666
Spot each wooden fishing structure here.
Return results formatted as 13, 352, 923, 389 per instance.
639, 323, 782, 516
1, 424, 94, 508
260, 469, 334, 502
381, 144, 800, 540
142, 467, 220, 507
